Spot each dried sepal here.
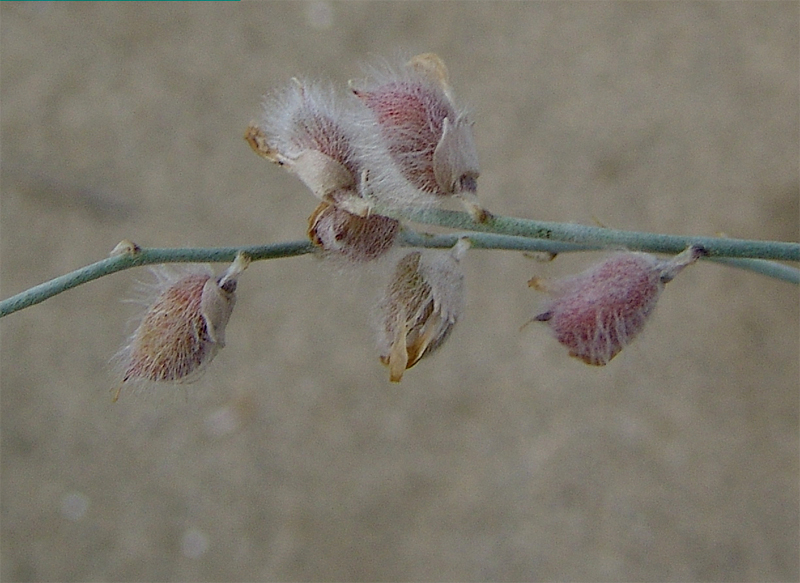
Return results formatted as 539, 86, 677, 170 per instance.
244, 123, 279, 162
200, 253, 249, 345
352, 53, 488, 221
378, 238, 470, 382
432, 115, 482, 216
406, 53, 453, 98
529, 246, 705, 366
113, 254, 249, 400
307, 200, 400, 263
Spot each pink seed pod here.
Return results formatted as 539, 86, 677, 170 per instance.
246, 79, 371, 216
114, 254, 249, 399
307, 200, 401, 263
377, 238, 470, 382
352, 53, 488, 222
529, 246, 705, 366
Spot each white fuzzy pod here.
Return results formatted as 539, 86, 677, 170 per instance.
253, 79, 372, 215
352, 53, 486, 221
114, 255, 248, 399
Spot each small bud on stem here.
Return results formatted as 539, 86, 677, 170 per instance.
307, 201, 400, 263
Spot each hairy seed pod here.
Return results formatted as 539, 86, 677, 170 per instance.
529, 246, 705, 366
114, 254, 249, 399
352, 53, 488, 221
308, 200, 401, 263
246, 79, 371, 216
377, 238, 470, 382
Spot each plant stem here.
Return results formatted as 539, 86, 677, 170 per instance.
706, 257, 800, 284
401, 231, 800, 284
0, 241, 314, 318
392, 208, 800, 262
399, 230, 600, 253
2, 212, 798, 318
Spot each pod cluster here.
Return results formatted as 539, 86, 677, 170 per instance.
113, 54, 707, 395
246, 53, 485, 381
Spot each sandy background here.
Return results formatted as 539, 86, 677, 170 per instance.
1, 2, 798, 581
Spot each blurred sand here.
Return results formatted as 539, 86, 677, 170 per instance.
1, 2, 798, 581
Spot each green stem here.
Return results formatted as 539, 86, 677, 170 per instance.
399, 230, 600, 253
0, 234, 594, 318
405, 231, 799, 284
0, 241, 314, 318
393, 208, 800, 261
706, 257, 800, 284
2, 213, 798, 318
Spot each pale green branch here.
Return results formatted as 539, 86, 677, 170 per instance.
2, 212, 798, 318
391, 207, 800, 262
0, 241, 314, 318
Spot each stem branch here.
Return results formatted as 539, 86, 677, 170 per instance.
391, 208, 800, 261
2, 210, 798, 318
